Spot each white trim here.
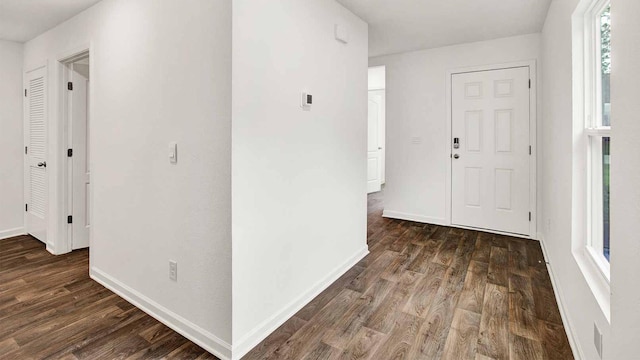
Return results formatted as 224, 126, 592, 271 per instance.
447, 224, 535, 240
539, 235, 585, 360
232, 246, 369, 360
382, 210, 447, 226
90, 267, 232, 360
573, 0, 612, 295
59, 48, 92, 254
40, 43, 94, 256
0, 227, 26, 240
383, 211, 537, 240
585, 127, 611, 137
445, 60, 538, 238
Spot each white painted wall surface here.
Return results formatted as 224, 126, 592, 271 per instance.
23, 0, 232, 357
231, 0, 368, 357
369, 34, 541, 226
541, 0, 610, 358
0, 40, 24, 240
610, 0, 640, 357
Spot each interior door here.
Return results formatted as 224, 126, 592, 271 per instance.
25, 67, 48, 243
451, 67, 531, 235
71, 63, 90, 249
367, 92, 383, 193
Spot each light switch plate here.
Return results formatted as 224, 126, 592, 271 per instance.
169, 260, 177, 281
169, 142, 177, 164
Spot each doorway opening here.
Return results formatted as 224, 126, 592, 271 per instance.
62, 52, 91, 251
367, 66, 386, 194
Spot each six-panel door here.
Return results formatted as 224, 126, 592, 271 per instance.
451, 67, 531, 235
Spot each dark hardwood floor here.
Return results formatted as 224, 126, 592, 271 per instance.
0, 235, 218, 360
244, 190, 574, 359
1, 189, 573, 359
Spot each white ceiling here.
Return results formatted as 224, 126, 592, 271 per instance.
336, 0, 552, 57
0, 0, 102, 43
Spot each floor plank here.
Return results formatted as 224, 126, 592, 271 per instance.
244, 189, 573, 360
1, 189, 574, 360
0, 236, 217, 360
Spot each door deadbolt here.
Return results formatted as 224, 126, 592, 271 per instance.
453, 137, 460, 149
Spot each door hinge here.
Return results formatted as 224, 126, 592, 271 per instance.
24, 89, 27, 97
529, 79, 531, 89
529, 212, 532, 221
25, 146, 28, 154
67, 215, 73, 224
67, 149, 73, 157
529, 145, 532, 155
25, 204, 28, 212
67, 82, 73, 91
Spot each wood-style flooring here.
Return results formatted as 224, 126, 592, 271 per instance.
0, 235, 218, 360
0, 189, 573, 359
244, 190, 574, 359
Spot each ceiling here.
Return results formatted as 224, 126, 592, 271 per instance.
0, 0, 102, 42
336, 0, 552, 57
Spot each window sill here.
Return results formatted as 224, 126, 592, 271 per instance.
573, 246, 611, 322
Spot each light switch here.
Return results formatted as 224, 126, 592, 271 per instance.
169, 142, 177, 164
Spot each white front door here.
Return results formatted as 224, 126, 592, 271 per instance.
451, 67, 531, 235
25, 67, 48, 242
367, 92, 383, 193
70, 63, 90, 249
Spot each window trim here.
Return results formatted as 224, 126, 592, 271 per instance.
570, 0, 612, 320
583, 0, 611, 279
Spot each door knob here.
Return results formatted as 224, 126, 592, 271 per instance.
378, 147, 383, 150
453, 154, 460, 159
37, 161, 47, 168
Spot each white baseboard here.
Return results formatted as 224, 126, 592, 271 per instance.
232, 246, 370, 360
0, 227, 26, 240
538, 235, 585, 360
382, 211, 538, 240
90, 267, 232, 360
382, 210, 447, 226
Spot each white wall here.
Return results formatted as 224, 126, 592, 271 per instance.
610, 0, 640, 357
23, 0, 232, 357
0, 40, 24, 240
541, 0, 611, 358
369, 34, 541, 225
231, 0, 368, 357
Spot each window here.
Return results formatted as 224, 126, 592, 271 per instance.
585, 2, 611, 271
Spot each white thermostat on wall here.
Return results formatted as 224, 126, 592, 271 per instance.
301, 92, 313, 108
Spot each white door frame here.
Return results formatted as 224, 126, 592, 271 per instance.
24, 43, 94, 255
61, 47, 92, 254
445, 60, 538, 239
62, 51, 91, 252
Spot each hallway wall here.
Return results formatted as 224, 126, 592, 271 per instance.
231, 0, 368, 357
23, 0, 232, 357
541, 0, 614, 358
611, 0, 640, 357
0, 40, 24, 240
